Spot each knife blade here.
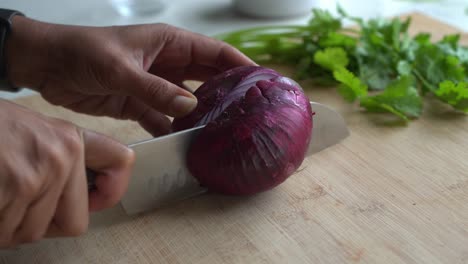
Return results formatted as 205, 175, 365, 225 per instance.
87, 101, 349, 215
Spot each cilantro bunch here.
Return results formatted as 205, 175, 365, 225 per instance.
216, 6, 468, 122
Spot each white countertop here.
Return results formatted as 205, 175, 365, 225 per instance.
1, 0, 467, 99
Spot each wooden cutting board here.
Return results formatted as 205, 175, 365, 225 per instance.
1, 12, 467, 264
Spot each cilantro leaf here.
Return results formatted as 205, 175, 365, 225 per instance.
436, 34, 468, 71
360, 76, 423, 120
318, 32, 357, 48
358, 59, 395, 90
314, 47, 350, 72
333, 67, 368, 102
308, 9, 342, 35
353, 17, 412, 90
414, 42, 466, 93
438, 34, 460, 49
435, 81, 468, 112
397, 60, 412, 75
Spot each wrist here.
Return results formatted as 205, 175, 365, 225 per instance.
5, 16, 54, 89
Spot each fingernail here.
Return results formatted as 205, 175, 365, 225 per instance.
172, 95, 197, 116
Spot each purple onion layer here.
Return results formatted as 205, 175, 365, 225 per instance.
172, 66, 313, 195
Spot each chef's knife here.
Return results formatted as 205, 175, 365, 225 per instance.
87, 101, 349, 215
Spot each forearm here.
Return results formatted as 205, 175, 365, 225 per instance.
5, 16, 53, 89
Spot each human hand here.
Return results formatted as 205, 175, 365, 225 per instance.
0, 99, 134, 248
5, 16, 256, 136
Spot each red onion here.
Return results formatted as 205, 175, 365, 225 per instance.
172, 66, 313, 195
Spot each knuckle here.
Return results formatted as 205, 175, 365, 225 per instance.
153, 23, 184, 46
16, 174, 41, 199
108, 60, 135, 94
58, 122, 83, 155
156, 23, 175, 37
42, 120, 82, 180
64, 133, 83, 155
108, 55, 129, 76
145, 79, 171, 100
44, 145, 69, 184
3, 159, 42, 200
93, 50, 131, 94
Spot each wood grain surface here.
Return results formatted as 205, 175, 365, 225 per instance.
1, 13, 467, 264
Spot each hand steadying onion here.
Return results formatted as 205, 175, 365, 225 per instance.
172, 66, 313, 195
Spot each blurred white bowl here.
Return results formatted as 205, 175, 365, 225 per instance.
232, 0, 316, 18
109, 0, 166, 17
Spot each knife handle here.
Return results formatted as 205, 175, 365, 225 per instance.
86, 168, 97, 192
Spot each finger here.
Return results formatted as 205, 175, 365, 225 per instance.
61, 95, 172, 137
82, 130, 135, 211
129, 71, 198, 118
61, 94, 171, 136
46, 138, 89, 238
0, 167, 35, 247
117, 97, 172, 137
137, 109, 172, 137
149, 64, 220, 85
13, 179, 64, 243
0, 199, 27, 247
182, 65, 222, 81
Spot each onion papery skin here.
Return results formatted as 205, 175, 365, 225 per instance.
172, 66, 313, 195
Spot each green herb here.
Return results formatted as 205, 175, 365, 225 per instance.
216, 6, 468, 123
333, 67, 367, 102
314, 47, 349, 71
435, 81, 468, 111
360, 76, 423, 121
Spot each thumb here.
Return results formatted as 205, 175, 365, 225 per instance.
129, 71, 198, 117
83, 130, 135, 211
